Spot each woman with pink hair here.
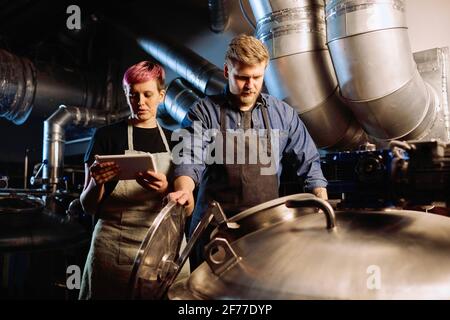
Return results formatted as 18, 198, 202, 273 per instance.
79, 61, 182, 299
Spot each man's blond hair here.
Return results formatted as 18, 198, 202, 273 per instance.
225, 34, 270, 66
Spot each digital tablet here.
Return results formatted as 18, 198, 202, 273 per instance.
96, 153, 157, 180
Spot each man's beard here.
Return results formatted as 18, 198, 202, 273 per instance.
239, 91, 259, 107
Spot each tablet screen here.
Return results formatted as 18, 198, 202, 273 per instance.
96, 153, 157, 180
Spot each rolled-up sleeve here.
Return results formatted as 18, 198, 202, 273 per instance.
283, 104, 328, 191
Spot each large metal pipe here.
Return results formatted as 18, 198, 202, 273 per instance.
249, 0, 366, 149
326, 0, 439, 141
163, 78, 203, 125
157, 78, 203, 131
0, 49, 36, 124
0, 49, 101, 125
137, 35, 227, 96
42, 105, 129, 192
208, 0, 230, 33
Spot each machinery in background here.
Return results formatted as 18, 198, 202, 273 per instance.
322, 140, 450, 210
130, 141, 450, 300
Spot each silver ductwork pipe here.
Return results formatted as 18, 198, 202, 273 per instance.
42, 105, 129, 192
136, 35, 227, 96
163, 78, 203, 125
249, 0, 366, 149
208, 0, 230, 33
326, 0, 439, 141
0, 49, 101, 125
0, 49, 35, 124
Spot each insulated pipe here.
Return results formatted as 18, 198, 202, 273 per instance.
249, 0, 366, 149
0, 49, 101, 125
0, 49, 36, 124
136, 35, 227, 96
208, 0, 230, 33
163, 78, 203, 125
326, 0, 439, 141
42, 105, 129, 192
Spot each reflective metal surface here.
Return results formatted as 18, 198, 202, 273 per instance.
137, 35, 227, 96
412, 48, 450, 142
0, 48, 101, 124
42, 105, 129, 191
208, 0, 230, 33
0, 192, 89, 251
129, 201, 187, 300
164, 78, 203, 125
326, 0, 439, 141
0, 49, 36, 124
0, 194, 44, 215
169, 194, 450, 300
249, 0, 366, 149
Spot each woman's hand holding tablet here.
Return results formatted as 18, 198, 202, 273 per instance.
96, 153, 157, 180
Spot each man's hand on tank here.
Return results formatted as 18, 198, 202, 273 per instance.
312, 187, 328, 200
167, 190, 194, 215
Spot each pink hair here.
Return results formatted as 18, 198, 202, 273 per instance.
122, 61, 165, 91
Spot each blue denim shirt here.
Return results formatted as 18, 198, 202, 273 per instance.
172, 92, 328, 192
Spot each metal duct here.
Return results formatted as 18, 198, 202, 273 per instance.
0, 49, 36, 124
164, 78, 203, 125
42, 105, 129, 192
326, 0, 439, 141
249, 0, 366, 149
136, 35, 227, 96
0, 49, 100, 125
208, 0, 230, 33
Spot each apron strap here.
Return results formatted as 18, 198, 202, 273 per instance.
127, 122, 134, 151
220, 103, 273, 156
261, 106, 272, 157
128, 121, 170, 152
156, 121, 171, 152
220, 106, 227, 133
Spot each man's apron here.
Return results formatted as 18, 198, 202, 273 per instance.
79, 122, 188, 299
189, 103, 279, 269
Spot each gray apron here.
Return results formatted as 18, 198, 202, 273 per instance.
79, 122, 179, 299
189, 103, 279, 269
211, 104, 279, 214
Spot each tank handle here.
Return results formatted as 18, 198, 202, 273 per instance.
285, 197, 336, 230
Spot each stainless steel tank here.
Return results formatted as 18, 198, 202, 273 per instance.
155, 194, 450, 300
0, 192, 90, 298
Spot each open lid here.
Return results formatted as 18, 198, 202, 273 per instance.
128, 201, 187, 299
129, 199, 242, 299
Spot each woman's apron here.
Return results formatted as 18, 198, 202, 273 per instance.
79, 122, 188, 299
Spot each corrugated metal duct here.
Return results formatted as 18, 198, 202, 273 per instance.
249, 0, 367, 149
326, 0, 440, 141
0, 49, 100, 125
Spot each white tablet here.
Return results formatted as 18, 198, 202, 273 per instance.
96, 153, 157, 180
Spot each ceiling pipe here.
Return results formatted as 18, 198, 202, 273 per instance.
136, 34, 227, 96
326, 0, 440, 141
249, 0, 367, 150
40, 105, 129, 192
208, 0, 231, 33
0, 49, 101, 125
163, 77, 203, 125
